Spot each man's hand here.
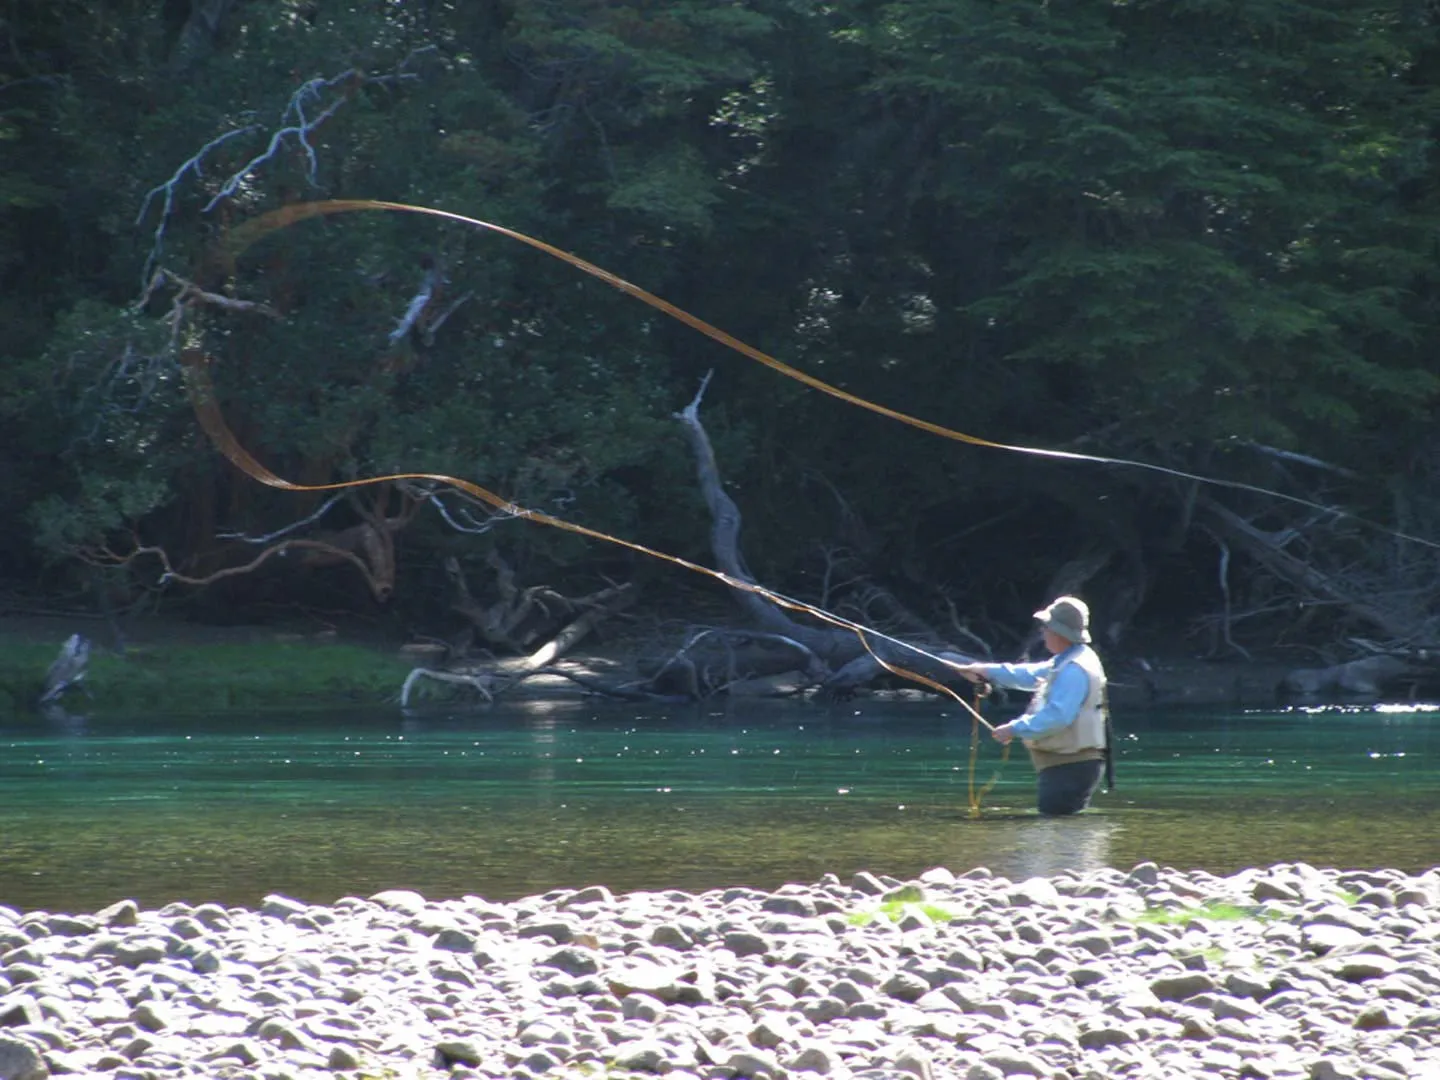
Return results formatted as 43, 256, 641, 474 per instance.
953, 665, 987, 685
991, 722, 1016, 746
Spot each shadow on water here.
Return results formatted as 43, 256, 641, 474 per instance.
1, 698, 1435, 912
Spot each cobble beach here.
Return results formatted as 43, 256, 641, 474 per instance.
1, 862, 1436, 1080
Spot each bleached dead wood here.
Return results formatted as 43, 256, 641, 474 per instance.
400, 668, 495, 708
40, 634, 91, 705
401, 580, 637, 704
1199, 497, 1415, 640
672, 375, 978, 698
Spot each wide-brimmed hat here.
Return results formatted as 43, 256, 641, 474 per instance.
1034, 595, 1091, 643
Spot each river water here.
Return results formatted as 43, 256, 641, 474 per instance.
1, 699, 1435, 913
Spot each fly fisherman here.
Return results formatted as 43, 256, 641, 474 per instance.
952, 596, 1112, 816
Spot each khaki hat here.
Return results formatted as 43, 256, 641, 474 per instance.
1034, 595, 1091, 643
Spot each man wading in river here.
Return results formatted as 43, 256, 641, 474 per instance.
954, 597, 1112, 815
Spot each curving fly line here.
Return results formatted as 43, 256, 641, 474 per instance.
176, 198, 1435, 739
216, 199, 1439, 554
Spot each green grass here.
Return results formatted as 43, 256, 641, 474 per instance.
0, 640, 414, 715
848, 884, 958, 927
1135, 900, 1274, 926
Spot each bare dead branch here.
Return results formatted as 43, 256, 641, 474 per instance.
218, 494, 348, 544
203, 70, 359, 213
425, 489, 516, 535
389, 263, 443, 344
136, 125, 261, 282
138, 268, 282, 356
1236, 440, 1359, 479
939, 595, 994, 658
1208, 532, 1252, 660
400, 668, 495, 708
137, 48, 436, 286
97, 533, 394, 602
422, 290, 475, 345
1199, 496, 1430, 646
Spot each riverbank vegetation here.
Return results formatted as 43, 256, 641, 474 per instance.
0, 636, 412, 715
3, 1, 1439, 700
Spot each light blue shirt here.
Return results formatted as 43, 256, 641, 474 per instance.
971, 645, 1090, 738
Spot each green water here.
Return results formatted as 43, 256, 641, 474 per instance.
1, 700, 1436, 913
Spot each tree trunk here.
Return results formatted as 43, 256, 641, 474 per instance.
674, 379, 978, 697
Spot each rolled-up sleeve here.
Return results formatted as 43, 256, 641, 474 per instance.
1007, 662, 1088, 738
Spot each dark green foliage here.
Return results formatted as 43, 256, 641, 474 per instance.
2, 0, 1437, 649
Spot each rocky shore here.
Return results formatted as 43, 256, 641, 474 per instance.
1, 863, 1436, 1080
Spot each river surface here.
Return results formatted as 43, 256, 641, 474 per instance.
1, 699, 1436, 913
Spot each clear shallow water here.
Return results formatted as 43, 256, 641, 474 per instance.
1, 699, 1436, 913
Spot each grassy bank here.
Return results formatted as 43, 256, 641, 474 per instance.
0, 637, 415, 715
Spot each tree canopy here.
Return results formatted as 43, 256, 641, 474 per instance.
3, 0, 1438, 657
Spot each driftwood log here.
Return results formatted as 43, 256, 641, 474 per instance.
444, 552, 634, 655
401, 558, 637, 706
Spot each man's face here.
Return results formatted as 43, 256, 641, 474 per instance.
1042, 628, 1071, 654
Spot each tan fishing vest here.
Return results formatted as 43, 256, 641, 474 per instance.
1022, 646, 1108, 771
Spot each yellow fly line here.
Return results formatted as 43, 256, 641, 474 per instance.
215, 199, 1440, 549
197, 198, 1028, 722
179, 196, 1421, 812
181, 348, 994, 730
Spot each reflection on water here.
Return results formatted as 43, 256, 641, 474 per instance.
0, 699, 1436, 913
997, 816, 1118, 881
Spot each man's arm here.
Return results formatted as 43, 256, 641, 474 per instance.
952, 657, 1055, 692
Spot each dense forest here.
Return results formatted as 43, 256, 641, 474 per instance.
3, 0, 1439, 686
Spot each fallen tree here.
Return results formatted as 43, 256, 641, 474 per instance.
1197, 495, 1440, 699
403, 377, 988, 704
